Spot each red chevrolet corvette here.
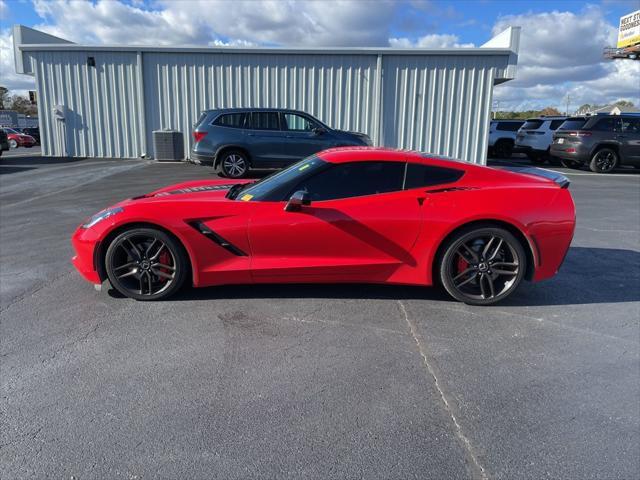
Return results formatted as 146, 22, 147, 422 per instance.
72, 148, 575, 305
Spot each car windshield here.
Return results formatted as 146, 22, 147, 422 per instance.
521, 120, 543, 130
232, 156, 328, 202
558, 118, 586, 130
4, 128, 19, 134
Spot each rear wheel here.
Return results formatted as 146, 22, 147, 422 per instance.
439, 226, 526, 306
218, 150, 249, 178
589, 148, 618, 173
105, 227, 188, 301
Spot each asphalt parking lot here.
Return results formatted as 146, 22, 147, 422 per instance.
1, 154, 638, 479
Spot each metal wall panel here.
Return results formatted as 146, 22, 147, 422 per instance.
29, 50, 143, 158
382, 55, 496, 163
27, 49, 510, 164
142, 52, 379, 158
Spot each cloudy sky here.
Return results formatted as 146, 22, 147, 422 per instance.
1, 0, 638, 111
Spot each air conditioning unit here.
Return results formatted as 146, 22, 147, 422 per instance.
153, 130, 184, 162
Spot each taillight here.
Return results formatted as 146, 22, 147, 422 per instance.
569, 131, 591, 137
193, 131, 207, 143
566, 148, 576, 153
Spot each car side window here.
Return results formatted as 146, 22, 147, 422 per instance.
213, 113, 246, 128
621, 118, 640, 134
497, 122, 523, 131
404, 163, 464, 189
282, 113, 317, 132
591, 117, 620, 132
246, 112, 281, 130
292, 161, 405, 201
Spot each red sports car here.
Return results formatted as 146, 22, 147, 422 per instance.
72, 148, 575, 305
3, 128, 36, 148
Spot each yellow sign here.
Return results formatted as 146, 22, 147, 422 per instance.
617, 10, 640, 48
240, 193, 253, 201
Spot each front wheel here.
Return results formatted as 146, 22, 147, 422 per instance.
590, 148, 618, 173
105, 227, 188, 301
8, 139, 17, 149
439, 226, 527, 305
218, 150, 249, 178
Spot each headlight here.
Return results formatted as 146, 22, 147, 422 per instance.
82, 207, 124, 228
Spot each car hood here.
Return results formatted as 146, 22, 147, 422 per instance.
122, 179, 251, 204
334, 129, 372, 145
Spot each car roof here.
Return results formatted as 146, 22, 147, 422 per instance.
491, 119, 524, 123
316, 147, 469, 168
204, 107, 309, 115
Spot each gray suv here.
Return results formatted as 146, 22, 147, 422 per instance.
191, 108, 372, 177
550, 115, 640, 173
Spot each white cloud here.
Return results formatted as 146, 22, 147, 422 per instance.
2, 0, 638, 113
0, 30, 37, 94
492, 7, 640, 111
389, 33, 474, 48
0, 0, 8, 19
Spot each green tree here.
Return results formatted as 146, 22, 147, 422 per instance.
0, 87, 9, 110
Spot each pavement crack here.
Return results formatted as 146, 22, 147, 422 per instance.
397, 300, 489, 480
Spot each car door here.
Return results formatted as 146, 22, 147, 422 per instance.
247, 161, 423, 283
281, 112, 331, 162
244, 111, 288, 167
619, 117, 640, 163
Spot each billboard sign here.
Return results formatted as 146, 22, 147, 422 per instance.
617, 10, 640, 48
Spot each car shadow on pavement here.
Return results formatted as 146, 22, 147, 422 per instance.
116, 246, 639, 306
0, 155, 87, 166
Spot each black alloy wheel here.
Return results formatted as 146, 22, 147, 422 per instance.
589, 148, 618, 173
219, 150, 249, 178
105, 227, 188, 300
440, 226, 526, 305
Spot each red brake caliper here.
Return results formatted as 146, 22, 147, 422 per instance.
158, 251, 172, 282
457, 254, 469, 274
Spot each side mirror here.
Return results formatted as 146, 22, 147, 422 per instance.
312, 127, 326, 136
284, 191, 311, 212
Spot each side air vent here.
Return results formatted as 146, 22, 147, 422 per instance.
189, 221, 247, 256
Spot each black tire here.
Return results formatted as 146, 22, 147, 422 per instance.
105, 227, 188, 301
494, 140, 513, 159
560, 158, 581, 169
218, 150, 249, 178
529, 156, 546, 165
589, 147, 618, 173
439, 226, 527, 306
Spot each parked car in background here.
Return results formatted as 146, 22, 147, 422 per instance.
2, 128, 36, 149
488, 119, 525, 158
18, 127, 40, 145
191, 108, 372, 178
551, 115, 640, 173
0, 129, 9, 156
515, 116, 567, 164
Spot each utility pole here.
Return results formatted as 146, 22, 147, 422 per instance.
565, 94, 570, 116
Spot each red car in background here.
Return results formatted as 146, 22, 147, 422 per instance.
72, 148, 575, 305
2, 128, 36, 148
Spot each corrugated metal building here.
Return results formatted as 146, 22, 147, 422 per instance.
13, 25, 520, 164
